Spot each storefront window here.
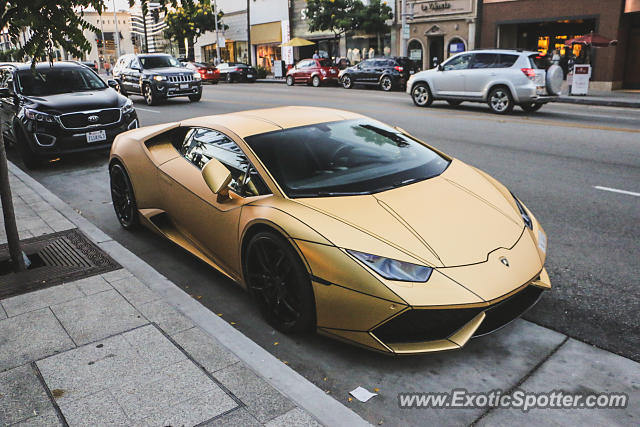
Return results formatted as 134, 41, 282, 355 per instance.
256, 44, 281, 71
346, 34, 391, 63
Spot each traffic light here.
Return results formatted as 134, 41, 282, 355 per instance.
96, 38, 103, 48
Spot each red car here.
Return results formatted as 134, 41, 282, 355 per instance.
183, 61, 220, 84
286, 58, 339, 87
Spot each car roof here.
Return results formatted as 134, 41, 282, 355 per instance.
179, 107, 365, 138
1, 61, 88, 71
460, 49, 539, 55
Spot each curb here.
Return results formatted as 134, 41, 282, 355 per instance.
256, 79, 286, 84
8, 161, 371, 427
553, 97, 640, 108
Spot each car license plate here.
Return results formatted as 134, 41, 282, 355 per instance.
86, 130, 106, 143
180, 83, 189, 89
246, 74, 253, 78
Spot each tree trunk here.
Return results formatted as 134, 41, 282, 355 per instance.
0, 131, 26, 272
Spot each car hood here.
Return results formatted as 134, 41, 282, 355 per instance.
26, 89, 124, 114
294, 160, 524, 268
144, 67, 191, 75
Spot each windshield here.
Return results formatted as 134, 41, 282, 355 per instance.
244, 119, 450, 197
16, 67, 107, 96
140, 55, 181, 69
318, 59, 333, 67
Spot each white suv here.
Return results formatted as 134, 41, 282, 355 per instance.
407, 49, 563, 114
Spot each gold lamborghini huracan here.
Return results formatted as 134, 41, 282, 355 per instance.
109, 106, 550, 355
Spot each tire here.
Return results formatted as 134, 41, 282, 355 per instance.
117, 80, 128, 97
286, 75, 294, 86
15, 129, 41, 170
226, 73, 233, 83
109, 162, 139, 230
379, 75, 393, 91
312, 76, 321, 87
520, 102, 543, 112
411, 83, 433, 107
342, 74, 353, 89
143, 83, 159, 106
545, 64, 563, 96
189, 92, 202, 102
488, 86, 514, 114
447, 100, 463, 106
244, 231, 315, 333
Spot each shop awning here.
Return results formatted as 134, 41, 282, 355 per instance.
565, 32, 618, 47
280, 37, 315, 47
251, 22, 281, 45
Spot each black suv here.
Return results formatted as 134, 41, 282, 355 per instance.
339, 57, 420, 91
0, 62, 137, 169
113, 53, 202, 105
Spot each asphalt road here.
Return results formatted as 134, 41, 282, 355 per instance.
10, 82, 640, 425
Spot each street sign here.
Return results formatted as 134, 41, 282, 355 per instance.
403, 25, 410, 40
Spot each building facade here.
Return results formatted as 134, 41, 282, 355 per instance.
194, 0, 249, 64
79, 10, 137, 68
290, 0, 340, 61
404, 0, 479, 70
250, 0, 292, 72
480, 0, 640, 90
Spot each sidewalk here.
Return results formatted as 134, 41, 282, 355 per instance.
0, 165, 368, 427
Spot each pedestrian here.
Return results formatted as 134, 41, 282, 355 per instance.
104, 61, 111, 75
312, 50, 319, 59
552, 49, 560, 64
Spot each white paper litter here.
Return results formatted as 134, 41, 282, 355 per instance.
349, 386, 378, 402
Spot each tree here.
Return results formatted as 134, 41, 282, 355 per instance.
163, 2, 227, 61
304, 0, 361, 57
356, 0, 393, 55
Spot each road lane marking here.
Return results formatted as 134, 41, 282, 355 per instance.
135, 107, 161, 113
594, 186, 640, 197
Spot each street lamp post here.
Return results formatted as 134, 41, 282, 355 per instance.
213, 1, 221, 63
112, 0, 121, 58
400, 0, 407, 57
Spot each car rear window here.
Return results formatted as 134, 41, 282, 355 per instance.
495, 54, 518, 68
529, 54, 550, 69
318, 59, 333, 67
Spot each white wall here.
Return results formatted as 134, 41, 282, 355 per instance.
249, 0, 289, 25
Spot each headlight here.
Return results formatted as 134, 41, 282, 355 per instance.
121, 98, 134, 114
347, 249, 433, 282
24, 108, 55, 122
511, 193, 533, 229
152, 75, 166, 81
192, 72, 201, 80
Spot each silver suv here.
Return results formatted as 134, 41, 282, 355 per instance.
407, 49, 563, 114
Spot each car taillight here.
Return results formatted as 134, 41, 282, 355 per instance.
521, 68, 536, 80
394, 66, 404, 72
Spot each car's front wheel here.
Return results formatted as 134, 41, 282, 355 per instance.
189, 91, 202, 102
244, 231, 315, 333
412, 83, 433, 107
312, 76, 321, 87
143, 84, 159, 106
380, 76, 393, 91
520, 102, 543, 112
342, 75, 353, 89
15, 127, 41, 170
286, 75, 294, 86
109, 162, 139, 230
488, 86, 514, 114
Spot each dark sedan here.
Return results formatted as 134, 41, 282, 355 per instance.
216, 63, 257, 83
339, 57, 420, 91
0, 62, 137, 169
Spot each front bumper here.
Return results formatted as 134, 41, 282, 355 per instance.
22, 111, 138, 159
152, 81, 202, 98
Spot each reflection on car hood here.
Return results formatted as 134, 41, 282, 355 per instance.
294, 160, 524, 267
144, 67, 191, 75
26, 89, 123, 114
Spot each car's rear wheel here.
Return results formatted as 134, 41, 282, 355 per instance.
286, 75, 294, 86
143, 84, 159, 106
488, 86, 514, 114
380, 76, 392, 91
447, 100, 463, 106
412, 83, 433, 107
244, 231, 315, 333
312, 76, 321, 87
342, 75, 353, 89
226, 73, 233, 83
520, 102, 543, 112
109, 162, 138, 230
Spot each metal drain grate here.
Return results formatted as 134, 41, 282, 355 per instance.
0, 229, 120, 299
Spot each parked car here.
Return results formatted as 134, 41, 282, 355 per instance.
286, 58, 339, 87
112, 53, 202, 105
334, 57, 351, 70
407, 49, 563, 114
79, 61, 99, 73
216, 63, 257, 83
182, 61, 219, 84
339, 57, 418, 91
0, 61, 137, 169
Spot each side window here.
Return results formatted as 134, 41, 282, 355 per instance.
0, 69, 8, 88
495, 54, 518, 68
470, 53, 498, 69
181, 128, 269, 197
130, 57, 140, 69
443, 54, 471, 71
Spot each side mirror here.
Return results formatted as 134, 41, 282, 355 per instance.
107, 79, 118, 89
0, 87, 10, 98
438, 64, 444, 71
202, 158, 232, 201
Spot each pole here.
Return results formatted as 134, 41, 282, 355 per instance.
400, 0, 407, 57
246, 0, 251, 65
0, 133, 26, 272
99, 6, 107, 71
142, 7, 149, 53
213, 1, 221, 63
112, 0, 121, 58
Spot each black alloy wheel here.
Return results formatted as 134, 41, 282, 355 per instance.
342, 75, 353, 89
226, 73, 233, 83
244, 231, 315, 333
143, 84, 158, 106
488, 86, 514, 114
380, 76, 393, 91
109, 163, 138, 229
189, 91, 202, 102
